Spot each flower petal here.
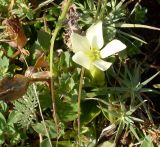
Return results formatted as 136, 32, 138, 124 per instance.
86, 21, 104, 49
71, 32, 90, 53
100, 39, 126, 58
93, 59, 112, 71
72, 51, 91, 70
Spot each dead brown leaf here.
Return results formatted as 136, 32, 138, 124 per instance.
0, 74, 29, 102
2, 15, 29, 56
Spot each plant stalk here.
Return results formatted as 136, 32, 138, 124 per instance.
99, 0, 108, 20
77, 67, 84, 145
49, 0, 72, 145
94, 0, 101, 22
21, 55, 52, 147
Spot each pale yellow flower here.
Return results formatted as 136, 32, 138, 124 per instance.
71, 21, 126, 71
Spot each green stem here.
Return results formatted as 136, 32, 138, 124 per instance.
94, 0, 101, 22
99, 0, 108, 20
77, 67, 85, 145
49, 0, 72, 144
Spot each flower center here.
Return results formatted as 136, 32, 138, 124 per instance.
87, 48, 100, 61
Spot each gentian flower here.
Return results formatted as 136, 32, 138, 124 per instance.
70, 21, 126, 71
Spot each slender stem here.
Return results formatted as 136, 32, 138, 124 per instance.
77, 67, 85, 145
49, 0, 72, 144
99, 0, 108, 20
39, 134, 42, 147
33, 84, 53, 147
94, 0, 101, 22
22, 55, 52, 147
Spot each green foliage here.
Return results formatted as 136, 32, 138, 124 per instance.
0, 0, 9, 6
133, 4, 147, 23
0, 0, 159, 146
32, 120, 58, 138
0, 101, 22, 145
0, 0, 9, 15
0, 51, 9, 80
57, 98, 78, 122
37, 30, 51, 50
141, 136, 154, 147
81, 101, 101, 125
13, 85, 38, 128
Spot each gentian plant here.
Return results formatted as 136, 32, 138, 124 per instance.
70, 21, 126, 77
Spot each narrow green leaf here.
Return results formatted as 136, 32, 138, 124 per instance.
114, 121, 125, 144
129, 116, 143, 123
84, 98, 110, 106
126, 100, 147, 115
129, 125, 140, 141
115, 0, 126, 10
114, 23, 160, 31
118, 30, 147, 44
141, 71, 160, 86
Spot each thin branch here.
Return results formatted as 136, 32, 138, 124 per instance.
94, 0, 101, 22
21, 55, 52, 147
77, 67, 84, 145
49, 0, 73, 146
33, 84, 53, 147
